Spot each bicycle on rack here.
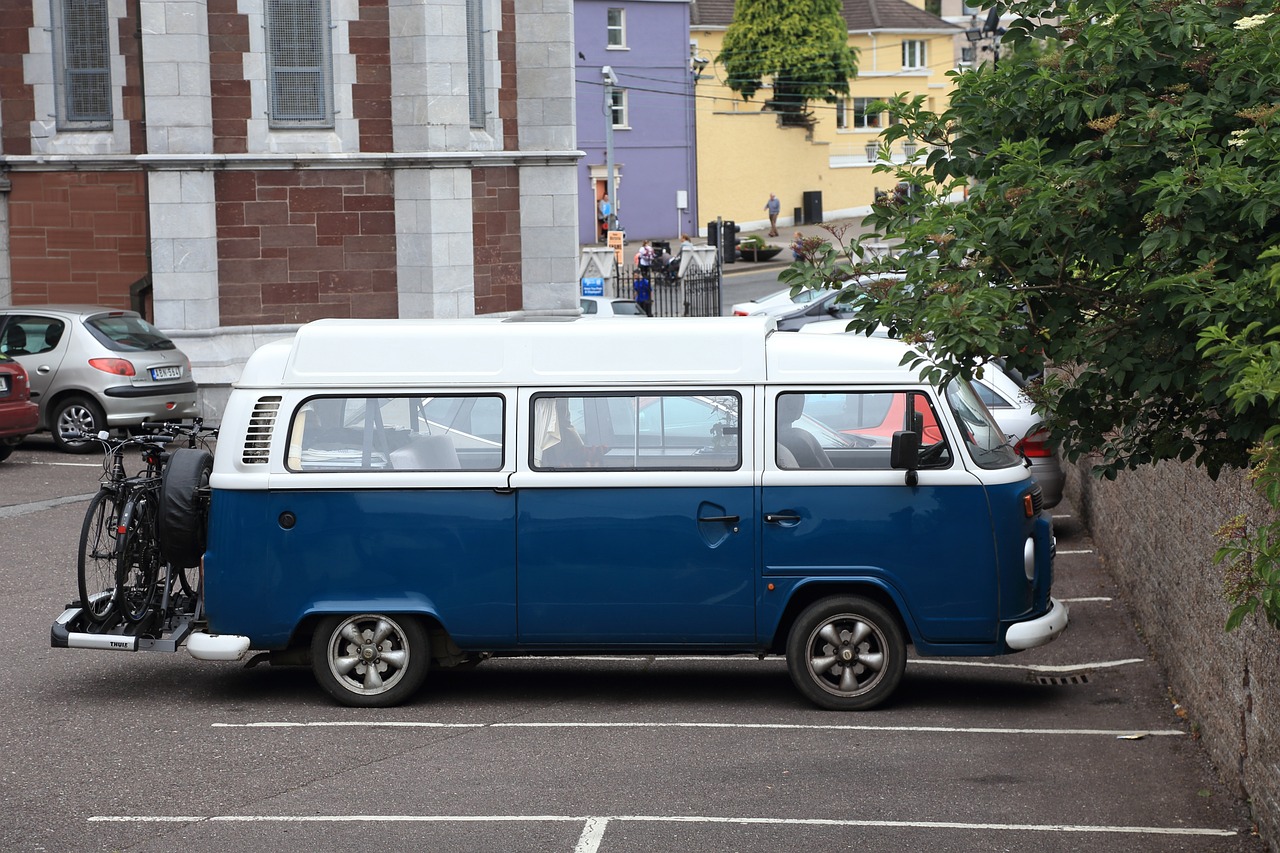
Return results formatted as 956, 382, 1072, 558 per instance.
75, 420, 218, 632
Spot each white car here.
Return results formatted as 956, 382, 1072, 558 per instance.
579, 296, 648, 317
801, 320, 1063, 508
729, 285, 823, 317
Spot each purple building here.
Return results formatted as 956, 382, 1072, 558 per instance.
575, 1, 699, 245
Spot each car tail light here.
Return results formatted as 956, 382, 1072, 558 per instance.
733, 310, 751, 316
88, 358, 136, 376
1015, 427, 1053, 458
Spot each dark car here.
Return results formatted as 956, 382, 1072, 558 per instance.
0, 352, 39, 462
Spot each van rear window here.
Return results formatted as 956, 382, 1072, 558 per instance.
285, 394, 504, 472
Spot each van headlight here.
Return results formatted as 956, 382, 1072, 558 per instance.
1024, 537, 1036, 581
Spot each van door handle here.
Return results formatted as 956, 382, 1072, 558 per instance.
697, 514, 739, 524
765, 513, 802, 524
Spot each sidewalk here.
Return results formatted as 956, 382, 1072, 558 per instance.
578, 215, 880, 275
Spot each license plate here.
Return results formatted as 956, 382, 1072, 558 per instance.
150, 366, 182, 381
0, 375, 8, 394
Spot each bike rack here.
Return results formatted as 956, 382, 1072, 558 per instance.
50, 595, 198, 654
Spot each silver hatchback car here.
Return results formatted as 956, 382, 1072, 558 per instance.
0, 306, 199, 452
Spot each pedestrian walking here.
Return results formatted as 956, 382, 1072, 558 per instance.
764, 193, 781, 237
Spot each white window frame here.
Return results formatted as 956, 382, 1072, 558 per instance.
902, 39, 927, 71
835, 99, 848, 130
265, 0, 335, 129
609, 87, 628, 128
51, 0, 113, 130
606, 8, 626, 48
466, 0, 486, 128
852, 97, 885, 130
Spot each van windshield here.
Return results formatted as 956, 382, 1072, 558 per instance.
945, 378, 1021, 470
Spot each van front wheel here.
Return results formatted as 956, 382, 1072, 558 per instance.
311, 614, 429, 708
786, 596, 906, 711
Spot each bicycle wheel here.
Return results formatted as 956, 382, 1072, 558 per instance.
115, 493, 161, 624
77, 489, 121, 626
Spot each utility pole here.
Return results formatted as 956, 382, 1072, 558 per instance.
602, 65, 618, 231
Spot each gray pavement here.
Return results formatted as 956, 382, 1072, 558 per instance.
0, 435, 1267, 853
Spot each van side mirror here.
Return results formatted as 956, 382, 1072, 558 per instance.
891, 430, 919, 486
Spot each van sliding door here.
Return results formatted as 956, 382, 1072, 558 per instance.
513, 389, 756, 646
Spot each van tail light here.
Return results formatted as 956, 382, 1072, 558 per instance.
1015, 427, 1053, 458
88, 358, 136, 377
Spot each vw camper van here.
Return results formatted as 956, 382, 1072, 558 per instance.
54, 316, 1066, 710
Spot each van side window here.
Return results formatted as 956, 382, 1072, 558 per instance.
286, 394, 504, 471
776, 391, 951, 470
532, 392, 740, 470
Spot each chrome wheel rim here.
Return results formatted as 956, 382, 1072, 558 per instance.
57, 404, 97, 444
804, 613, 888, 698
325, 615, 413, 697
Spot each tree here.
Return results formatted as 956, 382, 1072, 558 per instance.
718, 0, 858, 128
781, 0, 1280, 626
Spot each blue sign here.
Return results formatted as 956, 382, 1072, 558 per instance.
581, 277, 604, 296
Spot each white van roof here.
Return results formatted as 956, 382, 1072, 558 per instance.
234, 316, 929, 388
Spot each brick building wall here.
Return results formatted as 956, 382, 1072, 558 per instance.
215, 170, 398, 325
1068, 459, 1280, 850
7, 172, 149, 308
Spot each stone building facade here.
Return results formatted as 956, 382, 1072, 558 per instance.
0, 0, 581, 415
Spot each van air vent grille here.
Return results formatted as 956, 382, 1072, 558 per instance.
242, 396, 282, 465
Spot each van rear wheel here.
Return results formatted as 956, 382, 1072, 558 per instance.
311, 614, 429, 708
786, 596, 906, 711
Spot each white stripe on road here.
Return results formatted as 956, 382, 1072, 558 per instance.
1057, 549, 1095, 554
87, 813, 1237, 839
211, 719, 1182, 736
909, 657, 1144, 673
574, 816, 609, 853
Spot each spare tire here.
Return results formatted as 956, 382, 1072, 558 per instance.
159, 448, 214, 569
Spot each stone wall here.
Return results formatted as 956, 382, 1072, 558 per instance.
1068, 458, 1280, 849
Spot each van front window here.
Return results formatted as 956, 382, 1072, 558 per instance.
945, 378, 1021, 470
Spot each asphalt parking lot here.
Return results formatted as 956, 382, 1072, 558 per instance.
0, 435, 1267, 853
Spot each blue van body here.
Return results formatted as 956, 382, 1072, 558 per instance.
190, 316, 1065, 709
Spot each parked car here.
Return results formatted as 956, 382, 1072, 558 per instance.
0, 352, 39, 462
579, 296, 648, 317
0, 306, 199, 453
801, 319, 1063, 508
759, 274, 907, 331
730, 285, 824, 317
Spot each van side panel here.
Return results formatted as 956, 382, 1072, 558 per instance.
759, 483, 999, 644
516, 486, 757, 645
203, 488, 517, 648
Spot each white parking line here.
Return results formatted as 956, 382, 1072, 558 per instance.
1057, 549, 1095, 554
909, 657, 1144, 673
87, 813, 1238, 840
211, 719, 1182, 736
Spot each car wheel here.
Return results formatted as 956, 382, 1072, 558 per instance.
0, 439, 15, 462
158, 448, 214, 570
50, 396, 106, 453
311, 614, 429, 708
786, 596, 906, 711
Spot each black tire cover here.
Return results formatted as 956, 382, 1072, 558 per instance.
158, 448, 214, 568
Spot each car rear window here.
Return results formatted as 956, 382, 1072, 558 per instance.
86, 314, 176, 352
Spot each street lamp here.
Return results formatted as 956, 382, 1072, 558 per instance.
603, 65, 619, 231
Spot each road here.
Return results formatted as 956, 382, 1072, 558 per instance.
0, 436, 1267, 853
720, 263, 790, 315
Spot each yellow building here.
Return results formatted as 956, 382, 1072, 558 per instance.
691, 0, 961, 235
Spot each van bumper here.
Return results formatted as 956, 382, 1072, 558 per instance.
187, 631, 252, 661
1005, 597, 1069, 651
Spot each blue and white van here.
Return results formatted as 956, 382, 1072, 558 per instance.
55, 315, 1066, 710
